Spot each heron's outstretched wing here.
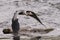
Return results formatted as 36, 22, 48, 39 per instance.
18, 11, 45, 26
29, 12, 44, 25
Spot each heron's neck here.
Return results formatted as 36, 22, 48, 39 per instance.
13, 13, 18, 20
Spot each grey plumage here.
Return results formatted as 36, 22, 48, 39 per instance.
12, 11, 20, 40
11, 11, 20, 35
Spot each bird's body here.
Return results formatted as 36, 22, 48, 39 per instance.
12, 19, 19, 33
11, 11, 20, 35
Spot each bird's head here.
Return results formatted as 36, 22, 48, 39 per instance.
26, 11, 33, 16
